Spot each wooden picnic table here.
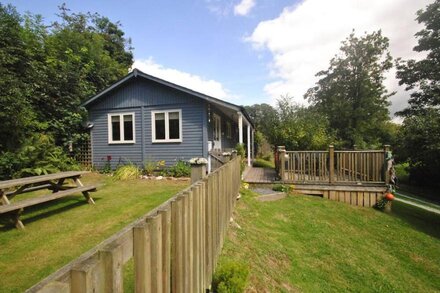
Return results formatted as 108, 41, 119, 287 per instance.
0, 171, 96, 230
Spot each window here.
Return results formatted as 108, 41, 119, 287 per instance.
108, 113, 135, 144
152, 110, 182, 143
226, 121, 232, 139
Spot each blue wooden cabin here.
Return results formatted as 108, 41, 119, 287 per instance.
81, 69, 255, 171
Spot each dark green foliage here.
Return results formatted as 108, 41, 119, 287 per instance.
235, 143, 245, 158
0, 3, 133, 179
212, 260, 249, 293
0, 134, 80, 180
305, 31, 393, 148
235, 144, 246, 174
395, 109, 440, 187
244, 104, 279, 148
161, 160, 191, 177
395, 1, 440, 188
396, 0, 440, 116
275, 96, 336, 150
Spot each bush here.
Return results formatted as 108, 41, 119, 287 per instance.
272, 184, 294, 193
0, 134, 80, 180
143, 159, 165, 176
252, 158, 274, 169
394, 162, 409, 184
161, 160, 190, 177
212, 260, 249, 293
113, 164, 141, 180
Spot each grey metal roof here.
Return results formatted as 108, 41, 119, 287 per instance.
81, 68, 254, 128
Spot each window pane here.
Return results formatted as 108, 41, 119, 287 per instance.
155, 113, 165, 140
111, 116, 120, 141
124, 115, 133, 141
169, 112, 180, 139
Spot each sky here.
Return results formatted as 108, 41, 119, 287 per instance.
6, 0, 431, 117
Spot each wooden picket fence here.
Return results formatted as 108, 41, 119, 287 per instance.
27, 157, 241, 293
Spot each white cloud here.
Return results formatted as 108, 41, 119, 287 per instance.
132, 58, 236, 102
234, 0, 256, 16
248, 0, 430, 115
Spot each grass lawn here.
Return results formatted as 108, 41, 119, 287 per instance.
0, 173, 188, 293
218, 188, 440, 292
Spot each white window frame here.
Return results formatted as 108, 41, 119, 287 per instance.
108, 112, 136, 144
151, 109, 183, 143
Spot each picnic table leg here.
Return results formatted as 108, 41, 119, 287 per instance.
50, 178, 65, 193
74, 178, 95, 205
0, 189, 10, 205
14, 208, 25, 230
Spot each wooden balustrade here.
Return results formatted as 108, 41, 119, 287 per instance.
27, 157, 242, 293
278, 146, 388, 185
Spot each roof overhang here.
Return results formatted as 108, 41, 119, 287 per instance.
81, 68, 254, 128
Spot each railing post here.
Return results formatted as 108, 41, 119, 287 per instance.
383, 145, 390, 184
280, 148, 286, 182
329, 145, 335, 184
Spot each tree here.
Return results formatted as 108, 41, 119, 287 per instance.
244, 103, 279, 146
0, 4, 36, 152
274, 96, 335, 150
396, 1, 440, 116
395, 0, 440, 187
305, 31, 394, 148
0, 4, 134, 178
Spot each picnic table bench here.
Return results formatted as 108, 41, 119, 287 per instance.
0, 171, 96, 230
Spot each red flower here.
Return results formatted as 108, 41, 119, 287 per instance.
107, 155, 112, 161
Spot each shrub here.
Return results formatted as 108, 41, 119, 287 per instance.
161, 160, 190, 177
143, 159, 165, 176
113, 164, 141, 180
212, 260, 249, 293
394, 162, 409, 184
252, 158, 274, 169
272, 184, 294, 193
0, 134, 80, 180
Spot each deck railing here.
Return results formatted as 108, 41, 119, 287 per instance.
27, 157, 241, 293
277, 145, 389, 185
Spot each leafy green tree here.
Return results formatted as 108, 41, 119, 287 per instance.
0, 4, 36, 152
395, 0, 440, 187
274, 96, 335, 150
0, 3, 133, 178
305, 31, 394, 148
244, 103, 279, 145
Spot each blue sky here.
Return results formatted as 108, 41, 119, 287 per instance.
6, 0, 430, 116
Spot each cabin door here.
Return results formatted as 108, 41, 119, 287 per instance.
213, 113, 221, 150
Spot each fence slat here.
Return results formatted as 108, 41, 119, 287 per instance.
158, 208, 171, 293
133, 223, 151, 293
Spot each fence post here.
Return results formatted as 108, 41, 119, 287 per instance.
329, 145, 335, 184
280, 147, 286, 182
383, 145, 390, 184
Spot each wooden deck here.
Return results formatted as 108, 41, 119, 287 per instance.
243, 167, 387, 208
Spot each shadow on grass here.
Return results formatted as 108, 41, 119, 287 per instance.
0, 196, 102, 231
389, 200, 440, 240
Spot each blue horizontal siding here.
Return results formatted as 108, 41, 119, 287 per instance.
144, 103, 204, 166
90, 108, 143, 169
88, 77, 206, 169
88, 78, 199, 110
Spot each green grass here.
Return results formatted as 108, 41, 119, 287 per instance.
0, 173, 188, 292
219, 188, 440, 292
252, 158, 275, 169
